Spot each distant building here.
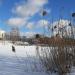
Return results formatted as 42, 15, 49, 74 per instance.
10, 27, 20, 42
0, 30, 5, 40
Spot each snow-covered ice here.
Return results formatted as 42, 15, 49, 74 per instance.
0, 41, 75, 75
0, 42, 37, 57
0, 42, 49, 75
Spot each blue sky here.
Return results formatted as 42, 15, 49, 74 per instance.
0, 0, 75, 35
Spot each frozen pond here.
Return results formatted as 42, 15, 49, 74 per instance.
0, 42, 75, 75
0, 42, 49, 75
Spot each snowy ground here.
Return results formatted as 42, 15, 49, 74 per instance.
0, 41, 75, 75
0, 41, 36, 57
0, 41, 50, 75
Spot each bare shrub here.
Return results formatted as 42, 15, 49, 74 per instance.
36, 45, 74, 75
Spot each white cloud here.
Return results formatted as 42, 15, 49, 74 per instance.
37, 19, 49, 28
24, 19, 50, 30
26, 22, 35, 30
7, 0, 48, 27
6, 18, 27, 27
26, 19, 49, 30
12, 0, 48, 17
30, 0, 48, 6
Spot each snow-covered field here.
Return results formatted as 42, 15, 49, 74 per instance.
0, 41, 49, 75
0, 41, 36, 57
0, 41, 75, 75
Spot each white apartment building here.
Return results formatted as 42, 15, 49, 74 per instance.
0, 29, 5, 40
